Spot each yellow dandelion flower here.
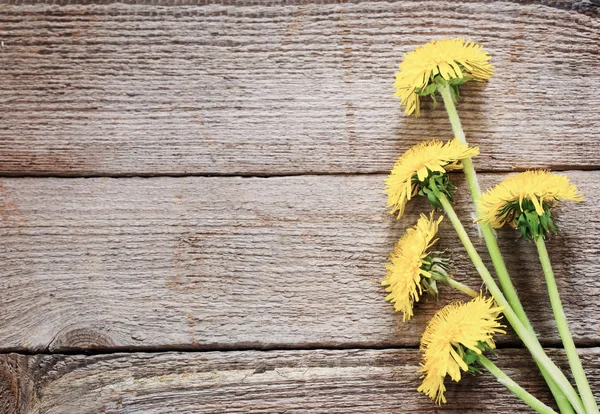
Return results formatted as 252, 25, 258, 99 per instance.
394, 38, 493, 117
418, 296, 505, 404
478, 170, 583, 229
385, 138, 479, 218
382, 212, 443, 321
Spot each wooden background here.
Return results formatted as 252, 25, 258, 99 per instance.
1, 0, 599, 412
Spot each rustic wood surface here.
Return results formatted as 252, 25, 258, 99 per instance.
1, 0, 600, 413
1, 348, 600, 414
0, 1, 599, 176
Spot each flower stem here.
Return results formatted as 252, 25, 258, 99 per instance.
478, 355, 558, 414
438, 84, 574, 414
431, 273, 478, 298
435, 191, 585, 414
445, 277, 479, 298
535, 236, 600, 414
439, 83, 530, 326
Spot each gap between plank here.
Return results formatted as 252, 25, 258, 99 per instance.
3, 340, 600, 358
1, 166, 599, 180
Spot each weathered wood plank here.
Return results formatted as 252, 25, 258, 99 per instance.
1, 172, 599, 352
3, 0, 600, 12
0, 1, 598, 176
1, 348, 599, 413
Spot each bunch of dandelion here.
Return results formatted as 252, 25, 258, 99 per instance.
391, 39, 529, 334
381, 37, 598, 413
384, 138, 585, 413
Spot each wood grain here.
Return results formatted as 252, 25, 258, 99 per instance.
1, 171, 599, 352
2, 348, 599, 413
0, 1, 599, 176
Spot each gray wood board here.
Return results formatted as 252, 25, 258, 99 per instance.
2, 348, 599, 413
1, 172, 598, 352
1, 1, 599, 176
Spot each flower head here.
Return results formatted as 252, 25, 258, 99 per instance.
478, 170, 583, 238
382, 212, 443, 321
394, 38, 493, 116
418, 296, 505, 404
385, 138, 479, 218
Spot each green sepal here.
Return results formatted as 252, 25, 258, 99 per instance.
415, 74, 474, 104
421, 277, 439, 298
449, 75, 473, 87
420, 253, 451, 298
412, 171, 456, 212
416, 83, 438, 96
465, 350, 482, 374
453, 341, 494, 375
499, 198, 558, 240
421, 186, 441, 209
434, 75, 448, 87
414, 66, 475, 114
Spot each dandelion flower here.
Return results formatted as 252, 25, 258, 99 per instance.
394, 38, 493, 117
382, 212, 443, 321
478, 170, 583, 233
386, 138, 479, 218
418, 296, 505, 404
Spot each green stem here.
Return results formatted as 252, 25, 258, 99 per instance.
435, 192, 585, 414
438, 84, 467, 144
439, 84, 574, 414
445, 277, 479, 298
431, 273, 479, 298
535, 236, 599, 414
439, 83, 530, 326
479, 355, 558, 414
